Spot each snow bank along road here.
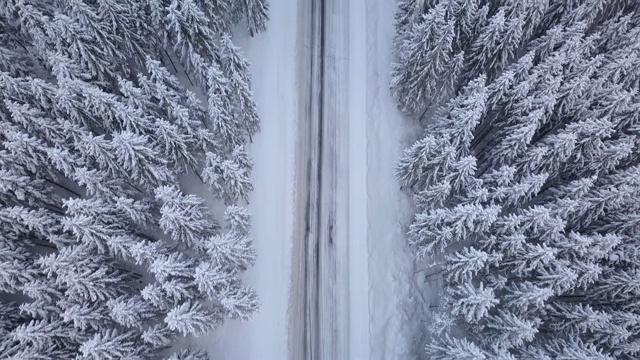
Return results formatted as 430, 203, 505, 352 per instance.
289, 0, 371, 359
203, 0, 298, 358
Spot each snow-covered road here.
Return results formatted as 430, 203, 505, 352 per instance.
292, 0, 426, 358
206, 0, 428, 359
288, 0, 371, 358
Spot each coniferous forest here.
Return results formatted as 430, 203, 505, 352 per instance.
393, 0, 640, 358
0, 0, 268, 358
3, 0, 640, 358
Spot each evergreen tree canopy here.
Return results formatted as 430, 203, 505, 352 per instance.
393, 0, 640, 358
0, 0, 268, 357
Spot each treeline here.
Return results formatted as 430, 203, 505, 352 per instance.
392, 0, 640, 358
0, 0, 268, 358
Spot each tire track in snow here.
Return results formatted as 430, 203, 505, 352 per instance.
318, 0, 346, 358
310, 0, 326, 358
288, 0, 324, 358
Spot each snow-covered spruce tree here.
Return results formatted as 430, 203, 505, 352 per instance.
0, 0, 267, 358
393, 1, 640, 358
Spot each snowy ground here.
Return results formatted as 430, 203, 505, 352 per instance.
202, 0, 299, 358
360, 1, 431, 358
202, 0, 432, 359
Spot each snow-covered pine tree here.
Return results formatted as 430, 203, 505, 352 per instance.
142, 283, 172, 311
166, 348, 209, 360
60, 299, 113, 332
207, 230, 257, 271
8, 318, 71, 354
164, 300, 222, 336
79, 328, 149, 359
391, 2, 463, 115
447, 282, 499, 324
468, 0, 549, 77
0, 241, 39, 294
444, 246, 502, 284
228, 0, 270, 37
193, 260, 235, 300
425, 335, 488, 360
483, 310, 540, 350
165, 0, 218, 66
218, 283, 260, 321
225, 204, 252, 235
150, 252, 198, 284
205, 62, 241, 150
156, 185, 219, 250
244, 0, 270, 37
393, 0, 640, 357
202, 151, 254, 204
142, 322, 177, 348
0, 0, 267, 357
409, 203, 501, 259
220, 34, 260, 140
107, 295, 158, 329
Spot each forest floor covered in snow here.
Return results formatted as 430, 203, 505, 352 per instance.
194, 0, 434, 358
356, 0, 432, 358
199, 0, 299, 358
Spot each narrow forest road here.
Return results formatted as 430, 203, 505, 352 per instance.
288, 0, 371, 359
207, 0, 421, 359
